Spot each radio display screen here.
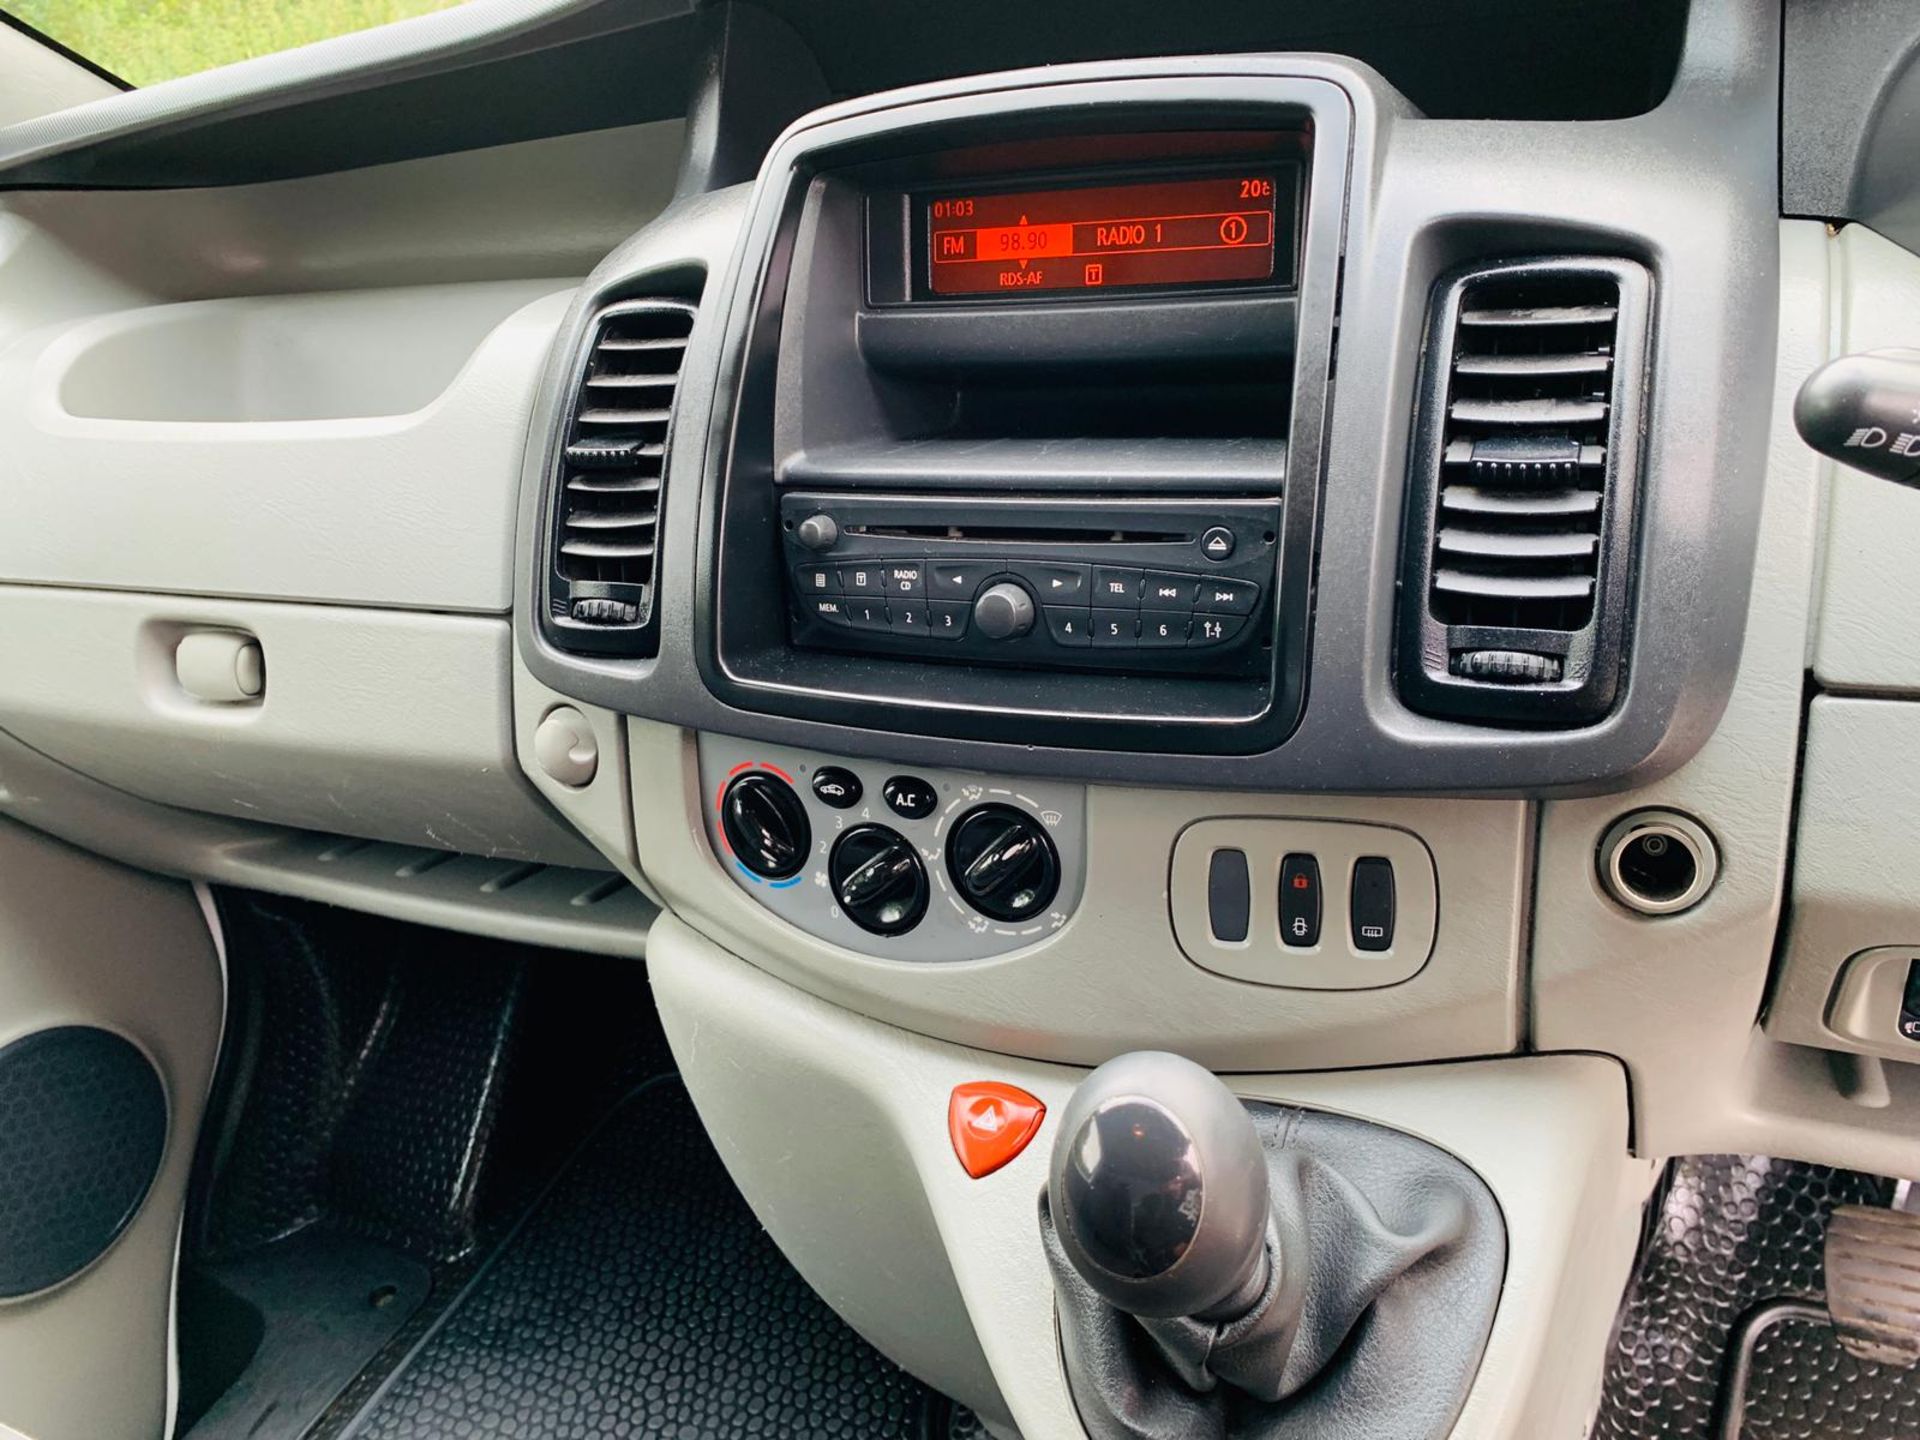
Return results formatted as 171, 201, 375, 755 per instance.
922, 172, 1288, 298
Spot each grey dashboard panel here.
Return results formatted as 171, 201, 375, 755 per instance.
1783, 0, 1920, 254
516, 0, 1781, 794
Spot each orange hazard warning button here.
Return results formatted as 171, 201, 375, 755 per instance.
948, 1082, 1047, 1179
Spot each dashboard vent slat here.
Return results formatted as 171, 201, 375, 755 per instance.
1397, 257, 1650, 726
540, 298, 698, 657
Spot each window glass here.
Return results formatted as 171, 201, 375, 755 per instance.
6, 0, 472, 88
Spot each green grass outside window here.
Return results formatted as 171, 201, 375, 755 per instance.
8, 0, 471, 87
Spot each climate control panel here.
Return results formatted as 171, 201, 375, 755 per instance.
699, 736, 1086, 961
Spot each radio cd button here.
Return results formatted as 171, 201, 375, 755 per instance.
1191, 614, 1247, 646
794, 564, 839, 595
840, 564, 885, 594
928, 560, 1003, 600
1012, 562, 1088, 601
1091, 567, 1143, 605
846, 597, 890, 630
1198, 579, 1259, 615
1140, 614, 1189, 647
928, 602, 970, 640
1092, 608, 1139, 647
1044, 607, 1091, 646
1142, 572, 1200, 610
882, 562, 926, 597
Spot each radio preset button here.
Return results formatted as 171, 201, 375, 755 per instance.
1141, 572, 1199, 610
1092, 608, 1138, 647
1091, 567, 1143, 605
1044, 607, 1091, 646
928, 560, 1004, 599
846, 597, 890, 630
1140, 614, 1189, 647
1012, 562, 1089, 601
928, 602, 970, 640
1198, 579, 1259, 615
794, 564, 839, 595
805, 596, 851, 626
882, 562, 926, 597
888, 602, 931, 636
1191, 614, 1247, 646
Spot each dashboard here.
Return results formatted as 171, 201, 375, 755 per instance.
9, 1, 1920, 1436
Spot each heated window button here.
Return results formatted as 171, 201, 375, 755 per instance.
888, 600, 930, 636
1142, 571, 1200, 610
1012, 562, 1088, 602
1045, 607, 1092, 647
805, 596, 852, 626
1350, 857, 1396, 952
1207, 849, 1251, 944
1091, 567, 1143, 605
928, 601, 970, 640
794, 564, 839, 595
1139, 613, 1189, 647
1092, 609, 1139, 647
1190, 614, 1248, 647
1198, 579, 1260, 615
881, 562, 926, 597
1279, 854, 1321, 948
845, 597, 890, 631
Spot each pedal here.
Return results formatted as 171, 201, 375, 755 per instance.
1825, 1203, 1920, 1367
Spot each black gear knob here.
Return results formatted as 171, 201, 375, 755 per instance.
1048, 1051, 1272, 1320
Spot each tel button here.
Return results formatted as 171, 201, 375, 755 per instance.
948, 1081, 1047, 1179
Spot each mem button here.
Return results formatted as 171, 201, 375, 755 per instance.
805, 596, 851, 626
1279, 853, 1321, 948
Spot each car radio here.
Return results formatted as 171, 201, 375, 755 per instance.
779, 492, 1280, 674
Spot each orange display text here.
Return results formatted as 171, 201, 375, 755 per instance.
926, 174, 1279, 297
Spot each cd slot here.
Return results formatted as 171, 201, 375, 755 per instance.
846, 523, 1192, 546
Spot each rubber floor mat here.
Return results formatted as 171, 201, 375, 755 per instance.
1722, 1301, 1920, 1440
1593, 1155, 1895, 1440
337, 1077, 940, 1439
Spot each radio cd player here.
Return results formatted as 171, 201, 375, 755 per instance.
779, 492, 1280, 675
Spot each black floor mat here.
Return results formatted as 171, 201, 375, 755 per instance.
1593, 1155, 1901, 1440
336, 1077, 940, 1440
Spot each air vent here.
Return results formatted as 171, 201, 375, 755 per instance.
542, 299, 696, 656
1398, 258, 1650, 726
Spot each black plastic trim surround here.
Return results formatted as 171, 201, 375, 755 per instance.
514, 12, 1781, 794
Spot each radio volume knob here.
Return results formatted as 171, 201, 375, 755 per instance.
973, 582, 1036, 641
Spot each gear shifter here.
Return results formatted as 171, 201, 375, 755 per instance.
1041, 1051, 1507, 1440
1049, 1051, 1274, 1321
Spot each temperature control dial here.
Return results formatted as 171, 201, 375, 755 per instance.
947, 804, 1061, 922
720, 772, 810, 880
972, 582, 1036, 641
830, 825, 930, 936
